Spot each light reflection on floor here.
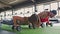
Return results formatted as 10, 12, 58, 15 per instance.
53, 23, 60, 26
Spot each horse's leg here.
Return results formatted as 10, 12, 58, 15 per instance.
32, 23, 36, 29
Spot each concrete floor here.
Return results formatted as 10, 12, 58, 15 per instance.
53, 23, 60, 26
0, 24, 15, 34
0, 30, 15, 34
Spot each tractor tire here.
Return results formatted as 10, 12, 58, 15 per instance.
16, 26, 21, 31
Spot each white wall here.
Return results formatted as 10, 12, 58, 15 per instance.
5, 10, 12, 20
1, 2, 60, 20
0, 12, 4, 20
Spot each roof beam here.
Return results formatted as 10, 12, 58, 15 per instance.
0, 0, 11, 8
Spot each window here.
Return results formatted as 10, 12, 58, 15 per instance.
25, 7, 29, 14
20, 12, 22, 14
44, 4, 50, 11
51, 2, 58, 16
24, 7, 29, 17
51, 2, 58, 10
13, 10, 18, 15
5, 10, 12, 19
28, 7, 33, 17
36, 4, 44, 14
24, 6, 33, 17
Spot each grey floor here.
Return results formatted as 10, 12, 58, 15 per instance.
0, 23, 15, 34
0, 30, 15, 34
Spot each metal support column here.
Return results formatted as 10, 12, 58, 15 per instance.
4, 11, 6, 19
32, 0, 37, 13
57, 2, 59, 16
12, 8, 14, 15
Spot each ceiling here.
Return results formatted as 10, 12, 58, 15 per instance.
0, 0, 27, 8
0, 0, 60, 12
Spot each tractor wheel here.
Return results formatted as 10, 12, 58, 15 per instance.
29, 23, 32, 29
12, 25, 15, 30
16, 26, 21, 31
46, 23, 48, 27
50, 23, 53, 27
